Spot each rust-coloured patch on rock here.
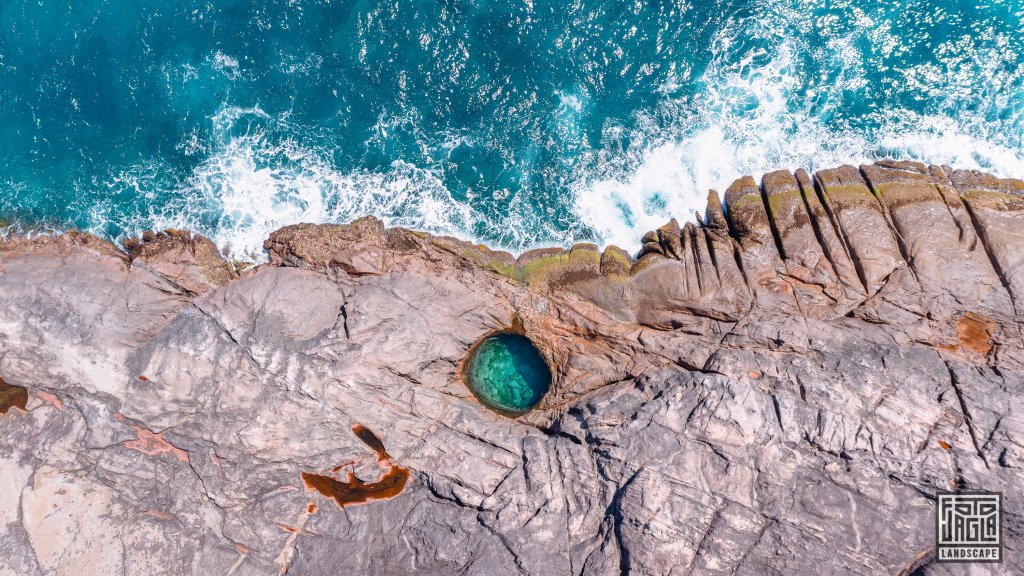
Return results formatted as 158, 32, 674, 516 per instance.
301, 424, 410, 509
955, 313, 996, 355
329, 459, 355, 472
144, 508, 175, 521
35, 391, 63, 410
0, 378, 28, 415
123, 426, 190, 462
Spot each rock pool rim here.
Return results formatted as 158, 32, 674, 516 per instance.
460, 329, 553, 417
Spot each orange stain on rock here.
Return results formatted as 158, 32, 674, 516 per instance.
306, 503, 317, 514
124, 426, 190, 463
210, 450, 228, 478
954, 313, 996, 355
35, 391, 63, 411
144, 508, 175, 520
301, 423, 410, 509
747, 371, 761, 379
0, 378, 28, 415
330, 459, 357, 473
938, 440, 952, 451
137, 375, 149, 382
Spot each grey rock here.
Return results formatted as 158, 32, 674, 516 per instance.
0, 162, 1022, 575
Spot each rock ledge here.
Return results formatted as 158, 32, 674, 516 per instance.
0, 162, 1022, 575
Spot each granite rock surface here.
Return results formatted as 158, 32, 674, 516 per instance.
0, 161, 1022, 575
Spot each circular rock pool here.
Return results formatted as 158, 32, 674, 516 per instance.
463, 333, 552, 414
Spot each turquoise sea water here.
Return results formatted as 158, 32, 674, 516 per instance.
2, 1, 1023, 257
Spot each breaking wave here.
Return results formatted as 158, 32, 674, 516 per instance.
1, 0, 1022, 257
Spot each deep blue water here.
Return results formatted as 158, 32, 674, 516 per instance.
2, 0, 1023, 257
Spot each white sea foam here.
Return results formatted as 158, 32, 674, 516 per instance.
572, 38, 1024, 252
146, 99, 1024, 260
212, 51, 241, 80
574, 117, 1024, 252
99, 13, 1024, 260
141, 107, 479, 259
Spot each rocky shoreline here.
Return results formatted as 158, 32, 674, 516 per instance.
0, 160, 1021, 575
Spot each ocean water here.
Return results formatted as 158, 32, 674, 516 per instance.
2, 0, 1023, 258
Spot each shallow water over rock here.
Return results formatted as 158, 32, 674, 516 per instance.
463, 333, 552, 414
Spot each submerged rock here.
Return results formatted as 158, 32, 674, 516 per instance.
0, 162, 1022, 575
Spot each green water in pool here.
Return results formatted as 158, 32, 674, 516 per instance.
464, 333, 552, 414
